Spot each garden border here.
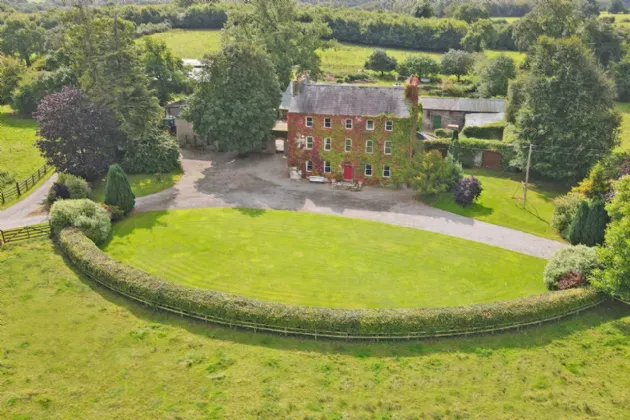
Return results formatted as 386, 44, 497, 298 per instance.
59, 228, 607, 341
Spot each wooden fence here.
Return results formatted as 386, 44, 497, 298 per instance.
0, 223, 51, 245
0, 164, 52, 205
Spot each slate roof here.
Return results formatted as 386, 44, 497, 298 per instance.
419, 97, 505, 113
281, 82, 411, 118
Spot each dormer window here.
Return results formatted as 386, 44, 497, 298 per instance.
305, 116, 313, 127
366, 120, 374, 130
324, 118, 332, 128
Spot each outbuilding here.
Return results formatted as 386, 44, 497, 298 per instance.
419, 98, 505, 132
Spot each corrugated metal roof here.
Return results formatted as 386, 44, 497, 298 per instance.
419, 97, 505, 113
464, 112, 505, 127
282, 82, 411, 118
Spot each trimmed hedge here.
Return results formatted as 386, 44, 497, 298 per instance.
462, 122, 505, 140
59, 229, 605, 339
424, 137, 516, 168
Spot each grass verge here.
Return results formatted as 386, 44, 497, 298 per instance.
1, 239, 630, 418
0, 105, 44, 183
91, 169, 183, 202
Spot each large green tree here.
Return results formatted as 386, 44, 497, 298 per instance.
140, 37, 190, 106
478, 55, 516, 98
0, 55, 26, 104
513, 36, 620, 180
446, 1, 489, 23
222, 0, 330, 88
578, 19, 624, 67
184, 43, 281, 154
364, 49, 398, 76
461, 19, 497, 52
397, 55, 440, 79
513, 0, 580, 50
0, 17, 44, 66
440, 49, 474, 82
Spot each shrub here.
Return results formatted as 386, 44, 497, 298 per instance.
551, 194, 582, 237
342, 73, 375, 83
59, 228, 604, 338
434, 128, 453, 138
47, 182, 70, 204
412, 150, 463, 195
582, 200, 608, 246
100, 204, 126, 222
122, 132, 181, 174
453, 176, 483, 206
104, 164, 135, 214
461, 121, 505, 140
47, 173, 91, 204
557, 272, 587, 290
543, 245, 598, 290
50, 199, 111, 245
568, 201, 590, 245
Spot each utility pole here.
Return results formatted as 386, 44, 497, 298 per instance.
523, 143, 533, 208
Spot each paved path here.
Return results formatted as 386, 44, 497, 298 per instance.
136, 150, 565, 259
0, 173, 56, 230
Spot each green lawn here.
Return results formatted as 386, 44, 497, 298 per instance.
424, 169, 568, 241
102, 208, 546, 309
91, 169, 183, 202
0, 105, 45, 183
2, 239, 630, 418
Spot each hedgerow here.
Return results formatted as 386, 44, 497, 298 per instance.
59, 229, 605, 339
461, 121, 505, 140
424, 137, 516, 168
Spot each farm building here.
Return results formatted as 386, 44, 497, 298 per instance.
419, 98, 505, 131
280, 77, 419, 184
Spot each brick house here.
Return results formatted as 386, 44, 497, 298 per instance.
280, 79, 419, 185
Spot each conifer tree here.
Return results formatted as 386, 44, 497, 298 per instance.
104, 164, 135, 214
568, 201, 590, 245
583, 200, 608, 246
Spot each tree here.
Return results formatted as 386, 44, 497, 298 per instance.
583, 200, 608, 246
514, 37, 620, 179
612, 58, 630, 101
0, 55, 26, 105
11, 67, 75, 117
104, 164, 135, 214
440, 49, 474, 82
35, 86, 122, 180
411, 0, 435, 18
364, 49, 398, 76
578, 19, 624, 67
0, 17, 44, 66
478, 55, 516, 98
446, 1, 489, 23
592, 176, 630, 299
568, 200, 590, 245
397, 55, 440, 79
140, 37, 190, 105
608, 0, 626, 14
577, 0, 601, 19
184, 43, 281, 154
513, 0, 580, 50
412, 151, 463, 195
222, 0, 330, 88
462, 19, 498, 52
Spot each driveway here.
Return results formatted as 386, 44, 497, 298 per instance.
137, 150, 565, 259
0, 173, 56, 230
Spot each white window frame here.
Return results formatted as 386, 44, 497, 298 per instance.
345, 119, 353, 129
305, 116, 313, 127
305, 160, 313, 172
324, 161, 331, 173
384, 140, 392, 155
383, 165, 391, 178
385, 120, 393, 131
324, 118, 332, 129
366, 120, 374, 130
305, 136, 314, 150
364, 163, 373, 177
365, 140, 373, 154
345, 138, 352, 152
324, 137, 332, 151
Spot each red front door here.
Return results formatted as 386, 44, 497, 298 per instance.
343, 164, 353, 181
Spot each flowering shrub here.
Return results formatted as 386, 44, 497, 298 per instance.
543, 245, 598, 290
453, 176, 482, 206
557, 272, 587, 290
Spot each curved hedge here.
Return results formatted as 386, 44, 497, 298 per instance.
59, 228, 605, 340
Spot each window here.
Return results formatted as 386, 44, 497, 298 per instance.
305, 160, 313, 172
345, 138, 352, 152
384, 141, 392, 155
324, 161, 331, 173
366, 120, 374, 130
306, 116, 313, 127
383, 165, 391, 178
324, 118, 332, 128
365, 164, 373, 177
345, 119, 353, 129
385, 120, 393, 131
305, 136, 313, 150
365, 140, 373, 154
324, 137, 332, 151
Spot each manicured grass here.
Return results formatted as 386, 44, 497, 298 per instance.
142, 29, 222, 59
616, 102, 630, 151
425, 169, 568, 241
91, 169, 183, 202
102, 208, 547, 309
0, 105, 45, 183
2, 239, 630, 418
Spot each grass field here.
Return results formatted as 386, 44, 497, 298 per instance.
102, 208, 547, 309
424, 169, 567, 241
144, 30, 527, 76
1, 239, 630, 418
91, 169, 183, 202
0, 105, 44, 184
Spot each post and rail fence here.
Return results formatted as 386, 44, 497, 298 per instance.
0, 164, 52, 206
0, 223, 51, 246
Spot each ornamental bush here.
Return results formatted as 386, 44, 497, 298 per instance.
47, 173, 91, 204
453, 176, 483, 206
568, 201, 590, 246
543, 245, 598, 290
582, 200, 608, 247
104, 164, 135, 214
412, 150, 463, 196
50, 199, 111, 245
434, 128, 453, 138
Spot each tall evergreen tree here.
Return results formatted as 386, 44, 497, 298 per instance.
583, 200, 608, 246
104, 164, 135, 214
568, 200, 590, 245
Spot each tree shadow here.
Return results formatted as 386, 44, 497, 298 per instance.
99, 210, 170, 248
236, 208, 266, 217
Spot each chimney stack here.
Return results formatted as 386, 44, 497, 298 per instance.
292, 80, 300, 97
